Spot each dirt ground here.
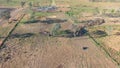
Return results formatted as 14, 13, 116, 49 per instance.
0, 16, 118, 68
0, 4, 119, 68
0, 35, 118, 68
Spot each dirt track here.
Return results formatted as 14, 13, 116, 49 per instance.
0, 35, 118, 68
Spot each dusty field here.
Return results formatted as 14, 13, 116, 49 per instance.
0, 15, 118, 68
87, 22, 120, 64
0, 35, 118, 68
90, 23, 120, 51
102, 35, 120, 51
0, 1, 120, 67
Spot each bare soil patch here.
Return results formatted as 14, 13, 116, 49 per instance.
0, 35, 117, 68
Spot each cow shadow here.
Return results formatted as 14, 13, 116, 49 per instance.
9, 33, 34, 39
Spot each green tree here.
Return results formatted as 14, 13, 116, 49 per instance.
105, 25, 113, 35
65, 10, 74, 17
102, 9, 107, 15
28, 2, 32, 9
95, 7, 100, 15
20, 1, 26, 8
111, 9, 115, 13
29, 11, 35, 21
51, 23, 61, 36
1, 10, 11, 20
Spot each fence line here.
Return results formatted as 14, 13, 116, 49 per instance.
0, 14, 25, 49
87, 33, 120, 66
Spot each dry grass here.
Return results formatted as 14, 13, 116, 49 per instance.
0, 11, 118, 68
89, 24, 120, 51
0, 35, 117, 68
1, 0, 120, 67
101, 35, 120, 51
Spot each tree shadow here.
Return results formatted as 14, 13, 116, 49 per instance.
23, 20, 40, 24
40, 19, 67, 24
75, 28, 88, 37
9, 33, 34, 39
49, 28, 88, 38
24, 19, 67, 24
90, 30, 108, 38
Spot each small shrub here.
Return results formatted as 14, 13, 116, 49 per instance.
77, 28, 88, 36
57, 30, 74, 38
94, 7, 100, 15
65, 11, 74, 16
0, 10, 11, 20
111, 9, 115, 13
20, 1, 26, 8
91, 30, 108, 37
28, 2, 32, 9
102, 9, 107, 15
51, 23, 61, 36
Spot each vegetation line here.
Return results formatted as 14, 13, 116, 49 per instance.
87, 33, 120, 66
0, 14, 25, 49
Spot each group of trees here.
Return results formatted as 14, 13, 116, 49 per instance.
50, 23, 87, 37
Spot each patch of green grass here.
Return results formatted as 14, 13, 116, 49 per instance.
34, 12, 53, 17
20, 18, 27, 24
0, 0, 52, 7
0, 0, 21, 6
67, 6, 100, 16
